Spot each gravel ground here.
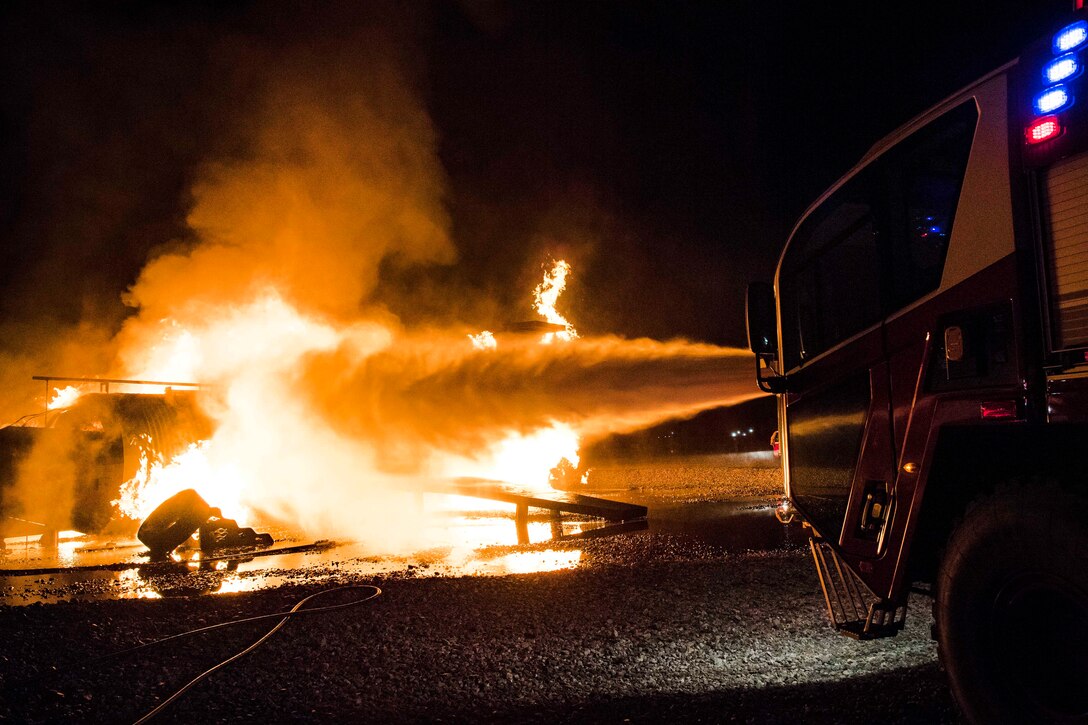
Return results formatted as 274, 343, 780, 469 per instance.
0, 532, 960, 724
583, 454, 784, 501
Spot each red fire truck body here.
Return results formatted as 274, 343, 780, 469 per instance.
748, 13, 1088, 723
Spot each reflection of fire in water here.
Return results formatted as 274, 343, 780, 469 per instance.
117, 568, 164, 599
491, 549, 582, 574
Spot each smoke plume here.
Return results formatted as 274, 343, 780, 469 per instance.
119, 23, 453, 334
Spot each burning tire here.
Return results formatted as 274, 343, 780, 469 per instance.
137, 489, 214, 556
935, 484, 1088, 724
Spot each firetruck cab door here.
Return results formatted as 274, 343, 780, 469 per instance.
778, 98, 981, 562
777, 163, 897, 555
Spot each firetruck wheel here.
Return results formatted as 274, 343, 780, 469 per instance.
136, 488, 214, 556
935, 484, 1088, 724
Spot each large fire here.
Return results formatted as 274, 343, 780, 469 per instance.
8, 61, 763, 552
28, 255, 760, 551
109, 263, 587, 526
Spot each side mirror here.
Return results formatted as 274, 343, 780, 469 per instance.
746, 282, 787, 394
746, 282, 777, 355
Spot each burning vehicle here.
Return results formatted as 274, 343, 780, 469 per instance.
0, 380, 212, 539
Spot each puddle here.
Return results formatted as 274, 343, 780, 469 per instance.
640, 498, 806, 551
1, 489, 801, 606
0, 504, 639, 605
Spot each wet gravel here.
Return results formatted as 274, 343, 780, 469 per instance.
584, 454, 784, 501
0, 532, 960, 724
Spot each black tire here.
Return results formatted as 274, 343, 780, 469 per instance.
137, 489, 213, 555
935, 484, 1088, 724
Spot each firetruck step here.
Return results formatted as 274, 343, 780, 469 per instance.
809, 536, 906, 640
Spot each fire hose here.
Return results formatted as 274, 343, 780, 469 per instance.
13, 584, 383, 723
130, 584, 383, 723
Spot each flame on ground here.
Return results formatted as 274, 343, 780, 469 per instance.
434, 421, 581, 490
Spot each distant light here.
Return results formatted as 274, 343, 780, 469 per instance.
748, 428, 753, 433
1026, 116, 1062, 144
1054, 21, 1088, 54
1034, 85, 1073, 115
1045, 54, 1081, 84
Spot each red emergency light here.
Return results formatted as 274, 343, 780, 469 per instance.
1026, 116, 1063, 144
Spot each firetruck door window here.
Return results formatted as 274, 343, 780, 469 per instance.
884, 102, 977, 312
817, 218, 880, 349
779, 173, 881, 370
778, 102, 975, 371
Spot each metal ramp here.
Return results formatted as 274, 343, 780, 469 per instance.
432, 477, 648, 544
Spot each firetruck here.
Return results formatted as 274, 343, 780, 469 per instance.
747, 12, 1088, 724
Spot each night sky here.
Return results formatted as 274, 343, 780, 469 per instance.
0, 0, 1078, 374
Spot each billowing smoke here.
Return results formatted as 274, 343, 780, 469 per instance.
118, 19, 453, 334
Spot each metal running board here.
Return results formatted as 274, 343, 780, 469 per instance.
809, 536, 906, 640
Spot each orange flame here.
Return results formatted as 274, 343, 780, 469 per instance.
47, 385, 83, 410
113, 436, 249, 524
107, 254, 759, 547
468, 330, 497, 350
533, 260, 578, 343
115, 263, 589, 527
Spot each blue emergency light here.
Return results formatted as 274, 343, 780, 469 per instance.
1025, 20, 1088, 145
1045, 54, 1081, 84
1035, 85, 1073, 115
1054, 20, 1088, 54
